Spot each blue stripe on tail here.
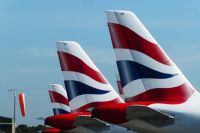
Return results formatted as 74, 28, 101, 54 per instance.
117, 61, 177, 87
64, 80, 110, 101
53, 108, 69, 115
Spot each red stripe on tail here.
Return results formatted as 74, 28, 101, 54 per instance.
57, 51, 107, 84
125, 83, 194, 103
49, 90, 69, 106
117, 80, 123, 95
108, 23, 172, 66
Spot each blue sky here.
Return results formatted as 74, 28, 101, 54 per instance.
0, 0, 200, 126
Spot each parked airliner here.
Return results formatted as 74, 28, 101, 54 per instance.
44, 84, 107, 133
45, 41, 124, 132
92, 10, 200, 133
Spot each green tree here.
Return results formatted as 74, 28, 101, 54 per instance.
16, 124, 45, 133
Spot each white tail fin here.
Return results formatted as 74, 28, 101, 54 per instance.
106, 10, 195, 103
56, 41, 123, 111
48, 84, 71, 115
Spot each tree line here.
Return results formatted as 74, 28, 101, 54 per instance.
16, 124, 45, 133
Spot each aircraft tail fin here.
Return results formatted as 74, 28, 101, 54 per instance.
48, 84, 71, 115
56, 41, 123, 112
106, 10, 195, 103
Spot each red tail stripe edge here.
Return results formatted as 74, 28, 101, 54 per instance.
125, 83, 194, 103
57, 51, 107, 84
49, 90, 69, 106
117, 80, 123, 95
108, 23, 172, 66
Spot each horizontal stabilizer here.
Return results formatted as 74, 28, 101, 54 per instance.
74, 116, 110, 131
127, 105, 175, 127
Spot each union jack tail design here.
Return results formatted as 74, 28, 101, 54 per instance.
106, 10, 195, 103
49, 84, 71, 115
56, 41, 123, 112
